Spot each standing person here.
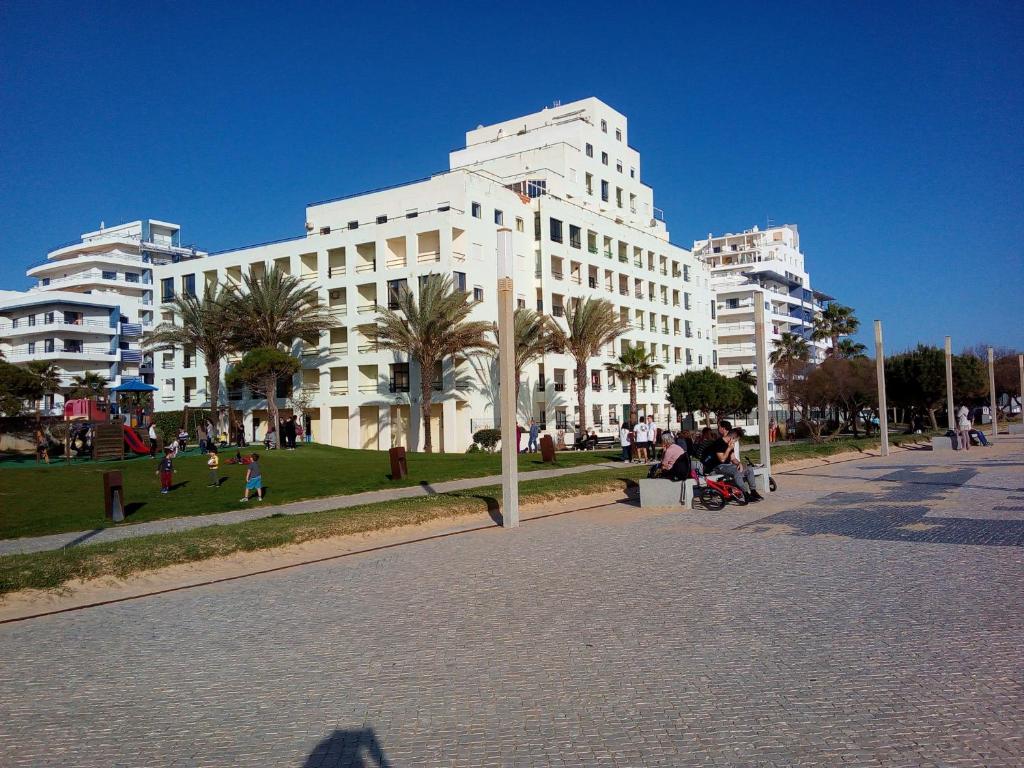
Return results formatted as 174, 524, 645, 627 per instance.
147, 421, 158, 456
703, 428, 762, 501
207, 446, 220, 488
957, 405, 972, 451
197, 420, 208, 454
646, 414, 658, 460
528, 419, 540, 453
516, 422, 524, 453
296, 419, 305, 445
768, 418, 778, 443
156, 448, 175, 494
634, 418, 649, 463
34, 428, 49, 465
619, 422, 632, 462
264, 421, 276, 450
240, 453, 263, 502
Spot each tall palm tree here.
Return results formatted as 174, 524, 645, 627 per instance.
25, 360, 62, 416
507, 308, 558, 401
835, 338, 868, 359
550, 297, 631, 431
223, 266, 337, 433
66, 371, 109, 399
604, 344, 663, 425
735, 368, 757, 387
769, 332, 810, 422
812, 303, 860, 357
146, 288, 233, 430
365, 274, 494, 453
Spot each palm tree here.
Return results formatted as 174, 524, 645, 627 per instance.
25, 360, 62, 416
735, 368, 757, 387
813, 303, 860, 357
66, 372, 109, 399
769, 332, 810, 422
365, 274, 494, 453
223, 266, 337, 433
835, 338, 868, 359
550, 297, 631, 431
508, 308, 557, 401
146, 288, 233, 430
604, 345, 663, 425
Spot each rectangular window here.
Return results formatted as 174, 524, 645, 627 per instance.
684, 293, 692, 310
726, 298, 739, 309
616, 161, 623, 173
405, 210, 418, 219
387, 279, 408, 310
320, 226, 331, 235
494, 209, 504, 226
44, 312, 54, 324
630, 167, 636, 179
102, 270, 116, 281
569, 225, 581, 249
26, 341, 35, 353
182, 274, 196, 297
390, 362, 410, 393
27, 315, 36, 326
549, 218, 563, 243
585, 172, 593, 195
585, 143, 593, 158
376, 214, 388, 224
600, 180, 609, 202
471, 202, 482, 218
473, 286, 484, 302
601, 151, 608, 165
615, 128, 622, 141
161, 277, 174, 302
125, 272, 140, 283
347, 220, 359, 230
600, 119, 607, 133
683, 264, 691, 282
44, 339, 54, 353
453, 271, 467, 292
515, 217, 524, 232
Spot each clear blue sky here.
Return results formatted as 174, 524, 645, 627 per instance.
1, 0, 1021, 352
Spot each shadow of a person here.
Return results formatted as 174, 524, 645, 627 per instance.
303, 728, 391, 768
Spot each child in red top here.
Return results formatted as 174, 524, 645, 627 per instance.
156, 448, 174, 494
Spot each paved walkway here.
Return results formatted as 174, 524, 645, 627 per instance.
0, 461, 623, 556
1, 438, 1022, 766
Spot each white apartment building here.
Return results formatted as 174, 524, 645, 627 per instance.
693, 224, 832, 419
0, 220, 205, 413
152, 98, 714, 451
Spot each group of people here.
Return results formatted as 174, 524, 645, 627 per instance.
155, 444, 265, 501
626, 418, 765, 503
956, 405, 990, 450
263, 415, 304, 450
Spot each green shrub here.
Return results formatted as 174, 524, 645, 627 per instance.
151, 409, 212, 444
472, 428, 501, 452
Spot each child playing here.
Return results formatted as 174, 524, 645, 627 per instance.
156, 448, 174, 494
240, 453, 263, 502
207, 446, 219, 487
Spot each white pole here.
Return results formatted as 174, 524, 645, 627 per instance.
874, 320, 889, 456
753, 299, 771, 486
944, 336, 955, 432
1019, 354, 1023, 426
988, 347, 997, 443
497, 228, 519, 528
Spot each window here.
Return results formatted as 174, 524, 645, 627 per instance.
387, 279, 408, 310
473, 286, 484, 302
276, 377, 292, 399
615, 128, 622, 141
390, 363, 410, 393
684, 293, 692, 310
125, 272, 139, 283
585, 172, 593, 195
600, 180, 609, 202
44, 339, 54, 353
432, 361, 443, 391
376, 214, 388, 224
471, 202, 482, 218
102, 270, 117, 280
161, 277, 174, 302
27, 342, 35, 353
347, 220, 359, 230
616, 161, 623, 173
569, 225, 581, 249
585, 143, 593, 158
44, 312, 54, 324
555, 410, 568, 429
726, 298, 739, 309
601, 151, 608, 165
406, 210, 418, 219
494, 209, 504, 226
630, 167, 636, 179
600, 119, 607, 133
683, 264, 691, 282
453, 271, 467, 292
320, 226, 331, 235
515, 217, 524, 232
549, 218, 563, 243
27, 315, 36, 326
182, 274, 196, 297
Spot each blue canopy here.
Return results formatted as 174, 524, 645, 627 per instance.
110, 380, 159, 392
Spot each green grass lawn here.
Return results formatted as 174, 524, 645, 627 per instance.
0, 444, 621, 540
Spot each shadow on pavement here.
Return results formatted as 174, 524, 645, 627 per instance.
303, 728, 391, 767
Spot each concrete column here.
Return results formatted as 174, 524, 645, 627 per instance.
497, 227, 519, 529
944, 336, 955, 431
988, 347, 998, 442
318, 404, 331, 445
753, 299, 771, 486
378, 405, 392, 451
874, 320, 889, 457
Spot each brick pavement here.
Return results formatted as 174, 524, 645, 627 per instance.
0, 439, 1022, 766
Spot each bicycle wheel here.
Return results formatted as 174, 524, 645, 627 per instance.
701, 489, 725, 511
769, 477, 778, 492
730, 487, 749, 506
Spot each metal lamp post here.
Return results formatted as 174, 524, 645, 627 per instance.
874, 320, 889, 457
497, 228, 519, 528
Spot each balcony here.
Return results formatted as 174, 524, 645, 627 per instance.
355, 260, 376, 274
0, 317, 116, 336
120, 349, 143, 364
357, 303, 379, 315
554, 383, 566, 392
536, 381, 546, 391
388, 381, 411, 394
327, 266, 346, 278
552, 306, 564, 317
329, 383, 349, 395
588, 245, 598, 254
588, 277, 598, 288
357, 383, 379, 394
417, 251, 441, 264
551, 270, 563, 281
121, 322, 143, 338
329, 344, 349, 356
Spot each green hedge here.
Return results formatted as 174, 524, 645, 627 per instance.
151, 410, 213, 444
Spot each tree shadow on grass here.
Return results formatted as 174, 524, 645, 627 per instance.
303, 727, 391, 767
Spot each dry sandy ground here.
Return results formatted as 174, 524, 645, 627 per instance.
0, 442, 924, 622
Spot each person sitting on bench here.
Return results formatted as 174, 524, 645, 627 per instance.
702, 428, 762, 502
659, 433, 690, 482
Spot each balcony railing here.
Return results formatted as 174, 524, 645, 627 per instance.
357, 303, 379, 315
417, 251, 441, 264
327, 265, 346, 278
329, 383, 349, 395
355, 260, 376, 273
357, 383, 379, 393
553, 383, 566, 392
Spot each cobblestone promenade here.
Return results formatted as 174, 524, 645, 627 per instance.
1, 440, 1022, 766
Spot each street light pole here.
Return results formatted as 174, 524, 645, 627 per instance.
874, 320, 889, 457
497, 228, 519, 528
988, 347, 998, 443
944, 336, 955, 431
753, 299, 771, 486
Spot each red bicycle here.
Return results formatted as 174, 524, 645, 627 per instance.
692, 463, 748, 508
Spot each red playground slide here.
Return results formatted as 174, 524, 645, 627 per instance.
123, 425, 150, 455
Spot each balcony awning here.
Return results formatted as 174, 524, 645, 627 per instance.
110, 380, 159, 392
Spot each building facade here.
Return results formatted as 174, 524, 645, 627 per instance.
693, 224, 832, 420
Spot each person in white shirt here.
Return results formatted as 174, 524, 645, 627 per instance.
957, 405, 972, 451
634, 419, 649, 463
148, 422, 158, 457
619, 423, 632, 462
